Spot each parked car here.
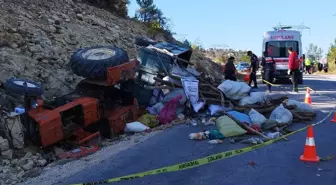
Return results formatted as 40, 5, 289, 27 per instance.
236, 62, 250, 72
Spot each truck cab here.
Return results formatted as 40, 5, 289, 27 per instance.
262, 27, 304, 84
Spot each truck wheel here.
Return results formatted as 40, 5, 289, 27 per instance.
135, 36, 157, 47
70, 46, 129, 80
4, 79, 43, 97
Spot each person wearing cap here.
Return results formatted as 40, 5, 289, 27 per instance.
261, 51, 275, 92
247, 51, 258, 88
223, 56, 237, 81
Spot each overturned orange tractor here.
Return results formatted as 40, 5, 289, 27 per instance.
3, 46, 141, 148
3, 42, 193, 148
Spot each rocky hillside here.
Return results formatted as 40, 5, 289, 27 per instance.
0, 0, 169, 98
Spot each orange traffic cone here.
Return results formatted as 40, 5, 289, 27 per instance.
300, 125, 320, 162
331, 112, 336, 123
304, 88, 312, 105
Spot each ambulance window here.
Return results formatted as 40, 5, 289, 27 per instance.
266, 42, 280, 57
266, 41, 299, 57
284, 41, 298, 57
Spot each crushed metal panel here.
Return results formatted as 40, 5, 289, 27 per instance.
151, 42, 192, 61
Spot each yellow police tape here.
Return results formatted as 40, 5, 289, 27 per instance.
262, 80, 314, 91
72, 108, 335, 185
72, 82, 335, 185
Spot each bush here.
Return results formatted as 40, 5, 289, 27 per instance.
134, 0, 173, 39
327, 39, 336, 72
84, 0, 130, 18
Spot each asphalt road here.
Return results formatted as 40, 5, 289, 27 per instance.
60, 74, 336, 185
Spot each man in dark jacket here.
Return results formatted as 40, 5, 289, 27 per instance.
288, 47, 299, 92
261, 51, 275, 92
247, 51, 258, 88
223, 56, 237, 81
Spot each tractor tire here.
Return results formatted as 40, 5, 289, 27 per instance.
70, 46, 129, 80
135, 36, 157, 47
4, 79, 43, 97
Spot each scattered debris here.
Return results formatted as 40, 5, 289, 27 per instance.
321, 156, 336, 161
189, 132, 209, 140
208, 139, 224, 144
0, 2, 319, 185
248, 161, 256, 167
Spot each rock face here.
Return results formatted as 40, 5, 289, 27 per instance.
0, 137, 9, 152
0, 135, 51, 184
0, 149, 49, 184
0, 0, 168, 98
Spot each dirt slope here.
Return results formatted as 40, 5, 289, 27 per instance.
0, 0, 168, 98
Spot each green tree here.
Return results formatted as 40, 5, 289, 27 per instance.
134, 0, 172, 38
183, 39, 191, 47
306, 43, 323, 62
239, 55, 250, 62
148, 20, 161, 39
191, 38, 203, 50
86, 0, 130, 17
327, 39, 336, 72
135, 0, 166, 24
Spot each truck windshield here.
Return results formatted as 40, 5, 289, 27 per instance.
265, 41, 299, 58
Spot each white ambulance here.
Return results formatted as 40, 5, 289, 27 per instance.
262, 27, 304, 84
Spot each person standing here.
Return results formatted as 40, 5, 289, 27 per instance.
261, 51, 275, 92
288, 47, 299, 92
247, 51, 258, 88
223, 56, 237, 81
304, 57, 312, 74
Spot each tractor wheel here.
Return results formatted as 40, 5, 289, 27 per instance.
4, 79, 43, 97
70, 46, 129, 80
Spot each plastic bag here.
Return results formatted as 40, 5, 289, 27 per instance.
217, 80, 251, 100
216, 115, 247, 137
248, 108, 266, 126
250, 92, 267, 103
148, 89, 164, 106
227, 111, 252, 125
124, 122, 149, 133
192, 101, 205, 113
270, 104, 293, 125
147, 102, 165, 115
239, 92, 266, 106
148, 89, 186, 115
161, 88, 186, 105
157, 95, 182, 124
208, 104, 225, 115
137, 114, 159, 128
286, 99, 314, 113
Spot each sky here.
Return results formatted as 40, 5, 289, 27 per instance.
128, 0, 336, 56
